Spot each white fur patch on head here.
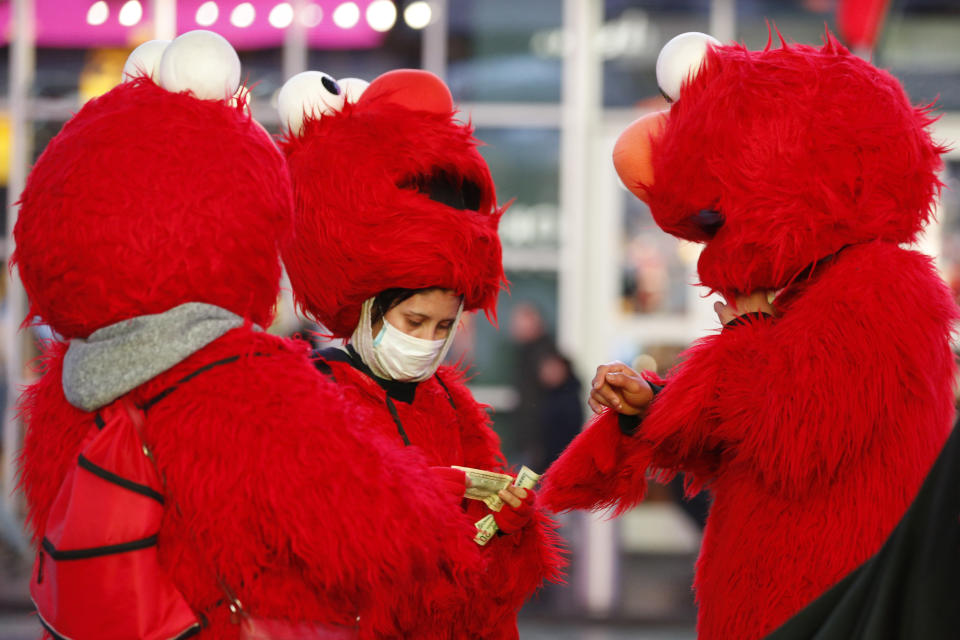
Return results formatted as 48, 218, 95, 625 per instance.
338, 77, 370, 104
157, 30, 241, 101
656, 32, 721, 103
277, 70, 346, 136
122, 39, 171, 82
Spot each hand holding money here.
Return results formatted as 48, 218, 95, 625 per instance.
452, 466, 513, 510
492, 487, 535, 534
472, 466, 542, 545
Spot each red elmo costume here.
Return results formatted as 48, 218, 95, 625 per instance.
279, 69, 565, 639
14, 32, 484, 639
542, 31, 956, 640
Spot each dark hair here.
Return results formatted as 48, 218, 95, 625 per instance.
372, 287, 447, 325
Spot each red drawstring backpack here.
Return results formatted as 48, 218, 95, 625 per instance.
31, 395, 201, 640
30, 352, 359, 640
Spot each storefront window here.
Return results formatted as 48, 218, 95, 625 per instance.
447, 0, 563, 103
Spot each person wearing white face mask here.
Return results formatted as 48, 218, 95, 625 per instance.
352, 287, 463, 383
305, 285, 566, 638
278, 67, 565, 638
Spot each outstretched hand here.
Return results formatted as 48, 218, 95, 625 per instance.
589, 361, 654, 416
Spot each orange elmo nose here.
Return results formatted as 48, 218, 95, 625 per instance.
358, 69, 454, 114
613, 110, 669, 203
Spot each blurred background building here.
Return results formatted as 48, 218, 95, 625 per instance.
1, 0, 959, 637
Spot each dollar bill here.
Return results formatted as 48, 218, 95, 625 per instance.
472, 466, 543, 545
513, 466, 541, 490
473, 514, 498, 546
452, 466, 513, 501
484, 494, 505, 512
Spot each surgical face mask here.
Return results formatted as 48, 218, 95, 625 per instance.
371, 320, 445, 382
350, 297, 463, 383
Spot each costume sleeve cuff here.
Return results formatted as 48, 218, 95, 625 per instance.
617, 380, 664, 436
617, 413, 641, 436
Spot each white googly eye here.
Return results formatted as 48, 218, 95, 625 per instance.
157, 29, 241, 101
656, 32, 721, 103
122, 39, 171, 83
337, 77, 369, 104
277, 70, 346, 137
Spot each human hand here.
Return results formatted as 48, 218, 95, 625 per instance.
589, 361, 654, 416
713, 291, 775, 325
430, 466, 471, 499
493, 486, 536, 534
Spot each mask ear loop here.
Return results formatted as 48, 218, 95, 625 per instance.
349, 298, 392, 379
422, 299, 464, 382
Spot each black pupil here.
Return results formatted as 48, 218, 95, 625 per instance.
322, 76, 341, 95
692, 209, 724, 237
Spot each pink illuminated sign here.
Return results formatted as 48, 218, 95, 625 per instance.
0, 0, 389, 49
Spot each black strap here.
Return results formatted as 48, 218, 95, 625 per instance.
38, 609, 201, 640
315, 346, 415, 445
77, 454, 164, 504
42, 533, 158, 561
384, 396, 412, 446
314, 357, 335, 381
434, 374, 457, 411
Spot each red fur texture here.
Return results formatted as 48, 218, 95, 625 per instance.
318, 358, 566, 639
543, 34, 957, 640
279, 72, 506, 337
14, 79, 488, 638
647, 35, 947, 298
14, 79, 289, 337
280, 69, 563, 637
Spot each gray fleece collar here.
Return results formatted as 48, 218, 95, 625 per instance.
63, 302, 253, 412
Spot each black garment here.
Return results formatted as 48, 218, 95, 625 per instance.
539, 376, 583, 470
766, 422, 960, 640
513, 334, 556, 457
315, 345, 419, 404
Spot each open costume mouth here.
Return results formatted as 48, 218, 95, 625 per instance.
726, 246, 848, 305
399, 168, 483, 212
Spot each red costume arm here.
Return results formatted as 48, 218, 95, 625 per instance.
696, 244, 956, 498
545, 244, 957, 516
439, 367, 567, 637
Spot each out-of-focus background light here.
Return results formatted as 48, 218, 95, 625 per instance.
269, 2, 295, 29
332, 2, 360, 30
403, 1, 431, 30
117, 0, 143, 27
85, 1, 108, 26
366, 0, 397, 33
230, 2, 256, 28
195, 1, 219, 27
300, 3, 323, 27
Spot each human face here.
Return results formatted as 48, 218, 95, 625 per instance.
376, 289, 461, 341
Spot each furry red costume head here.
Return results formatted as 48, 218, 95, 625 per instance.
14, 33, 291, 338
615, 31, 945, 298
278, 69, 505, 338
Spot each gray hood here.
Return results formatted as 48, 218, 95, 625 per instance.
62, 302, 252, 412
